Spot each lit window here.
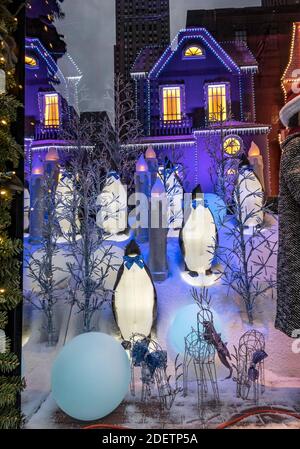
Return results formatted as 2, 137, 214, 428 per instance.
162, 87, 182, 121
224, 136, 241, 155
184, 45, 203, 58
43, 93, 60, 127
25, 55, 38, 67
207, 84, 227, 121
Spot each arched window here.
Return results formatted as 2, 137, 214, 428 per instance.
183, 45, 204, 59
25, 55, 38, 68
223, 136, 242, 155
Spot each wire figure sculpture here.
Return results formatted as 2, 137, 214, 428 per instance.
232, 329, 268, 404
125, 333, 182, 410
183, 289, 220, 418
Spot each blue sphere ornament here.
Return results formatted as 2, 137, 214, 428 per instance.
168, 304, 225, 354
51, 332, 131, 421
204, 193, 227, 228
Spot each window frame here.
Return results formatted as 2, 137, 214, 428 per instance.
182, 44, 206, 60
38, 91, 61, 128
223, 135, 243, 156
25, 54, 39, 69
204, 82, 231, 123
159, 84, 185, 122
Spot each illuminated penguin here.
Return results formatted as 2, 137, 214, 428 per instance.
180, 185, 217, 276
96, 171, 127, 236
236, 154, 264, 229
112, 240, 157, 341
161, 159, 184, 230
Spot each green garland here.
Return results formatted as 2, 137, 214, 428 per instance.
0, 0, 25, 429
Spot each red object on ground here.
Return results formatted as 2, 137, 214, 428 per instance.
216, 406, 300, 429
83, 424, 130, 430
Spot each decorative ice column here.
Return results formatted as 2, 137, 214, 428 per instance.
248, 141, 265, 190
145, 145, 158, 188
29, 159, 44, 243
149, 177, 168, 282
134, 154, 151, 243
44, 147, 59, 184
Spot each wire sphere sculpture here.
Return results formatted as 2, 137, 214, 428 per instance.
183, 305, 220, 418
234, 329, 267, 404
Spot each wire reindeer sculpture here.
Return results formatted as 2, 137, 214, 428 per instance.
183, 289, 221, 418
124, 333, 183, 410
232, 329, 268, 404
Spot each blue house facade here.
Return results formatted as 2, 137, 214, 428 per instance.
25, 37, 82, 177
130, 28, 271, 194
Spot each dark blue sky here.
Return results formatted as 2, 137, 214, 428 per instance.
56, 0, 260, 112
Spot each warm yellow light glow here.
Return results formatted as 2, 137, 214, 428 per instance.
0, 288, 5, 294
184, 45, 203, 57
44, 93, 60, 127
136, 154, 149, 172
1, 119, 7, 125
227, 168, 237, 175
224, 137, 241, 155
207, 84, 227, 121
25, 55, 38, 67
248, 141, 261, 157
145, 146, 156, 159
163, 87, 181, 121
45, 147, 59, 161
32, 165, 44, 176
0, 190, 7, 196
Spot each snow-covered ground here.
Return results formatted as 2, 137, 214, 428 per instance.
22, 218, 300, 429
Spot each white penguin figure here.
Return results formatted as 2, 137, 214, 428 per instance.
162, 159, 184, 230
55, 169, 80, 240
236, 153, 264, 229
180, 185, 217, 276
112, 240, 157, 341
96, 171, 127, 237
24, 186, 30, 233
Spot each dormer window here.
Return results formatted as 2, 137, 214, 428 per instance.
183, 45, 204, 59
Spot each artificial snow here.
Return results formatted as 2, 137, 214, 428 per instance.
22, 218, 300, 429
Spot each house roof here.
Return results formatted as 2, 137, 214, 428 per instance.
220, 41, 258, 69
148, 28, 243, 79
131, 29, 259, 78
58, 53, 82, 79
131, 46, 165, 74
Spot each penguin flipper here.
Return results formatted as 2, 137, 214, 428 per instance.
144, 263, 158, 336
112, 263, 125, 332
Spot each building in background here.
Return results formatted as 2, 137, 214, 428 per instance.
25, 1, 83, 176
130, 28, 270, 194
186, 2, 300, 196
262, 0, 299, 5
114, 0, 170, 79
